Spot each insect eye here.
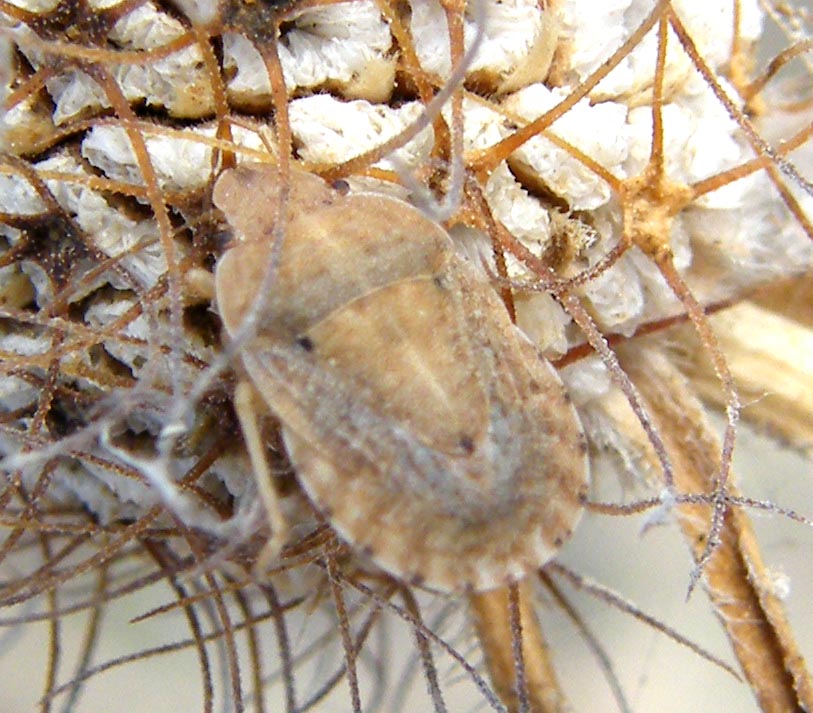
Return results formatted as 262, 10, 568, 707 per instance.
295, 335, 315, 352
331, 179, 351, 195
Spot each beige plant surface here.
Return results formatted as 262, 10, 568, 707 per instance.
0, 0, 812, 711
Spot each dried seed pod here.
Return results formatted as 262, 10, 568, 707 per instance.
213, 165, 589, 593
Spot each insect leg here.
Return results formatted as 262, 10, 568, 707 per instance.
234, 379, 289, 573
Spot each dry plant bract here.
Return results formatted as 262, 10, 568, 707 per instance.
0, 0, 812, 711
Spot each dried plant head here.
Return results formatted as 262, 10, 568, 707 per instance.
0, 0, 812, 711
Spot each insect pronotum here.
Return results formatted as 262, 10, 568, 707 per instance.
213, 164, 589, 593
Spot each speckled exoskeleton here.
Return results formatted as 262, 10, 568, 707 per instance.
213, 164, 589, 593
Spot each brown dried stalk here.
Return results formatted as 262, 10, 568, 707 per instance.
469, 581, 565, 713
619, 345, 813, 712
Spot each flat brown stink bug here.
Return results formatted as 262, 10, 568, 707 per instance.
213, 164, 589, 593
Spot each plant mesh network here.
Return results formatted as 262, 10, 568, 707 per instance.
0, 0, 812, 711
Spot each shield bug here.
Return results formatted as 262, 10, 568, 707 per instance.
213, 164, 589, 593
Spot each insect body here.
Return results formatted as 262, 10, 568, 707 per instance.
213, 165, 589, 593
